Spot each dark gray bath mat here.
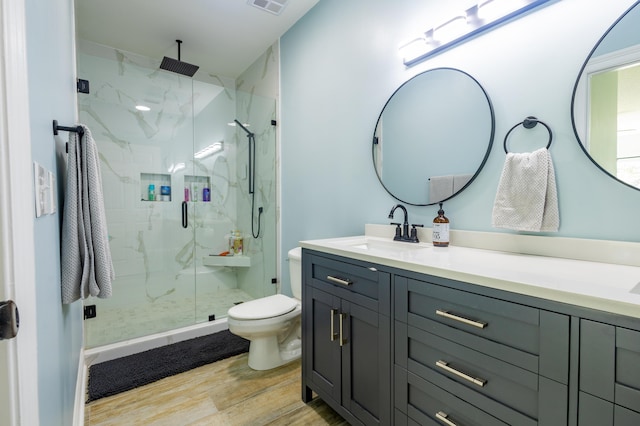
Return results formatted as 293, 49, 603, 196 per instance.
87, 329, 249, 402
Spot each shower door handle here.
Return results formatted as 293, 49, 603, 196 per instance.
182, 201, 188, 228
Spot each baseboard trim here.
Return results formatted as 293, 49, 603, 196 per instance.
73, 347, 87, 426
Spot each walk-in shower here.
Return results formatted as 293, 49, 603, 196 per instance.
76, 40, 277, 349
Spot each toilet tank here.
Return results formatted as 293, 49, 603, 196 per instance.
288, 247, 302, 300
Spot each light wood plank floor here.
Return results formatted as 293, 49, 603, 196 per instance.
85, 354, 349, 426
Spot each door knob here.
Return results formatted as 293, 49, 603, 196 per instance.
0, 300, 19, 340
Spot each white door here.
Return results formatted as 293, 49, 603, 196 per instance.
1, 0, 41, 424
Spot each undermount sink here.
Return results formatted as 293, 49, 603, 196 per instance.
328, 236, 429, 256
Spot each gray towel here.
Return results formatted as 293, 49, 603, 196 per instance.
61, 126, 114, 304
428, 175, 454, 204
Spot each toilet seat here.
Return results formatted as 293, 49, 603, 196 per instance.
228, 294, 298, 320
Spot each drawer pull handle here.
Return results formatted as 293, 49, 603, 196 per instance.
327, 275, 353, 286
436, 309, 487, 329
339, 313, 346, 346
435, 411, 458, 426
368, 267, 377, 272
436, 360, 486, 387
330, 309, 338, 342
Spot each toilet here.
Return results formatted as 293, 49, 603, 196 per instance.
227, 247, 302, 370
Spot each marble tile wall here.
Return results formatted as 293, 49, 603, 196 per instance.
77, 40, 278, 347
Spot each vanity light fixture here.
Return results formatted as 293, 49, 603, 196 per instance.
399, 0, 553, 67
194, 141, 224, 159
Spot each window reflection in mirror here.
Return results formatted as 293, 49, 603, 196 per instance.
573, 2, 640, 190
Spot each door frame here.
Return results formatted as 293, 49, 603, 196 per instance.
0, 0, 41, 424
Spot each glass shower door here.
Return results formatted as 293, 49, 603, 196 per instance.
78, 44, 198, 347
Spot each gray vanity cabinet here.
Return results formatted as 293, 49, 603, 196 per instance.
578, 320, 640, 425
301, 248, 640, 425
302, 250, 392, 426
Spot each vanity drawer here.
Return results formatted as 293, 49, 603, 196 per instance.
395, 366, 509, 426
396, 322, 540, 421
580, 319, 640, 413
305, 251, 390, 314
398, 277, 540, 354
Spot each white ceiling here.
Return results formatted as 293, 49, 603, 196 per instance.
75, 0, 320, 79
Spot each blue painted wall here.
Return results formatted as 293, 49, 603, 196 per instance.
25, 0, 83, 423
280, 0, 640, 295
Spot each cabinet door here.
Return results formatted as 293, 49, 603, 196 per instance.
341, 300, 391, 426
306, 287, 342, 403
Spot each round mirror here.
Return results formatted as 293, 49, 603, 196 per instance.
572, 2, 640, 190
373, 67, 495, 206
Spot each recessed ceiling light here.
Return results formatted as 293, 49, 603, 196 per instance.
248, 0, 288, 16
135, 105, 151, 111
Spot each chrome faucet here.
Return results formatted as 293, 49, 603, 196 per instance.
388, 204, 410, 242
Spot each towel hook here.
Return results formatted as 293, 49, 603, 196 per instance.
503, 116, 552, 153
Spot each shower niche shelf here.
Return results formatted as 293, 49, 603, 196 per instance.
141, 173, 171, 202
184, 175, 211, 202
203, 255, 251, 268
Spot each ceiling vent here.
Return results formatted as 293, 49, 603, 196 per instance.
248, 0, 288, 15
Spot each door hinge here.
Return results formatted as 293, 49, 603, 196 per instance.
0, 300, 19, 340
84, 304, 97, 319
77, 79, 90, 94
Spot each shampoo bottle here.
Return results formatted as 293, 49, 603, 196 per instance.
432, 203, 449, 247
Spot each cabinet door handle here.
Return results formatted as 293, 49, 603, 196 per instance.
327, 275, 353, 286
436, 309, 487, 329
436, 360, 486, 387
339, 313, 346, 346
435, 411, 458, 426
330, 309, 338, 342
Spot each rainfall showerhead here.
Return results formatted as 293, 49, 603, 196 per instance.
160, 40, 199, 77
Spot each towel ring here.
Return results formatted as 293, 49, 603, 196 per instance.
503, 116, 552, 153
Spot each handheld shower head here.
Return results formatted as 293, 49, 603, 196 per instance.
160, 40, 199, 77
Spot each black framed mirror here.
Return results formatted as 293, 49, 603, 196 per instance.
372, 67, 495, 206
572, 1, 640, 191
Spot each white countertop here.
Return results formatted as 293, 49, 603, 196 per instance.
300, 233, 640, 319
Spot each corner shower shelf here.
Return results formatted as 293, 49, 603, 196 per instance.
203, 255, 251, 268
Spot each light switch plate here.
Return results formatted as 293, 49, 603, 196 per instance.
34, 161, 46, 217
33, 162, 56, 217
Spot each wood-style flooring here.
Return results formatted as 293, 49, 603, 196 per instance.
85, 353, 349, 426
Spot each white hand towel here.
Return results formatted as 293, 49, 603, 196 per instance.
492, 147, 559, 232
61, 126, 115, 304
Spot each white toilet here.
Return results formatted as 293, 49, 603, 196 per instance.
227, 247, 302, 370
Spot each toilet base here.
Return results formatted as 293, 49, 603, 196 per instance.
247, 336, 301, 370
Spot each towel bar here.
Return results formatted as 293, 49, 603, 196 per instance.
53, 120, 84, 138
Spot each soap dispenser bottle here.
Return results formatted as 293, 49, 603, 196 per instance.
432, 203, 449, 247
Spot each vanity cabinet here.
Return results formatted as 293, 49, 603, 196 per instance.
302, 250, 392, 426
301, 247, 640, 426
394, 275, 569, 426
578, 320, 640, 425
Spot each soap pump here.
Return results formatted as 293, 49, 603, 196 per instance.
432, 203, 449, 247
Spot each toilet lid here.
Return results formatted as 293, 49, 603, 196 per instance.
228, 294, 298, 320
